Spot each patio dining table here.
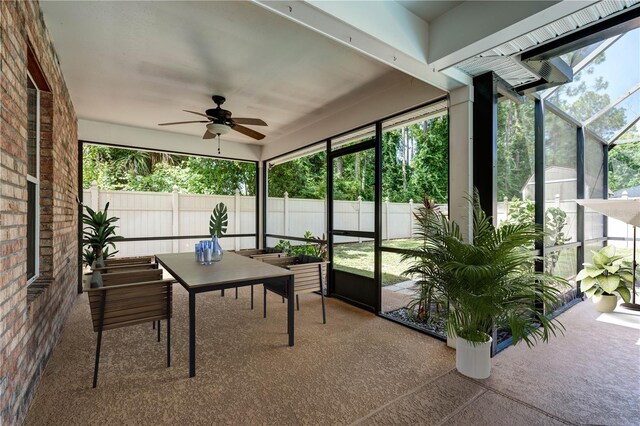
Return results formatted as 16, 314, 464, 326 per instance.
155, 251, 295, 377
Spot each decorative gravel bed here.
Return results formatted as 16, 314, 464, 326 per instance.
384, 307, 447, 338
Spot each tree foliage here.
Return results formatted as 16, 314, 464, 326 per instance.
609, 141, 640, 192
497, 52, 633, 198
83, 145, 256, 195
267, 116, 449, 203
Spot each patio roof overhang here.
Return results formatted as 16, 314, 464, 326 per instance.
40, 1, 622, 163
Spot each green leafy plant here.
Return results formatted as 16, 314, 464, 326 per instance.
405, 189, 567, 346
275, 231, 327, 260
82, 202, 124, 266
544, 207, 568, 275
503, 197, 535, 227
576, 245, 633, 302
209, 202, 228, 238
403, 197, 444, 321
502, 198, 569, 275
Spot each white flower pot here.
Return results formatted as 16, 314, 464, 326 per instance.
593, 294, 618, 313
456, 336, 492, 379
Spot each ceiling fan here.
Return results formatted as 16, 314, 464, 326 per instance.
158, 95, 267, 153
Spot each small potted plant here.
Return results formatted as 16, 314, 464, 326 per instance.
405, 190, 567, 379
208, 202, 228, 262
82, 202, 124, 266
576, 245, 633, 313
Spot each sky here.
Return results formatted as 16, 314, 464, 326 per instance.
571, 28, 640, 140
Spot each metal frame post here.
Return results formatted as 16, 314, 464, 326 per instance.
603, 145, 609, 241
472, 72, 498, 222
262, 161, 268, 249
326, 140, 335, 295
534, 98, 546, 304
78, 140, 84, 293
576, 126, 585, 298
374, 121, 383, 313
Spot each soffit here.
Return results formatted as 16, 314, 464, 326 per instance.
453, 0, 640, 86
40, 0, 402, 146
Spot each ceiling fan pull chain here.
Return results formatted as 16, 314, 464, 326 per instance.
217, 134, 221, 154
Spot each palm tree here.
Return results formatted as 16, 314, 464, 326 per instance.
404, 190, 567, 346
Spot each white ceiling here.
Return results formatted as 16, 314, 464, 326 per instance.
41, 0, 603, 159
40, 0, 404, 146
396, 0, 463, 22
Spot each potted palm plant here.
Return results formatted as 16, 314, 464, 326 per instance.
576, 245, 633, 313
405, 191, 567, 379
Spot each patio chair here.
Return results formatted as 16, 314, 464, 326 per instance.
259, 254, 327, 324
88, 257, 167, 332
91, 255, 159, 274
91, 255, 156, 271
227, 248, 284, 306
86, 268, 173, 388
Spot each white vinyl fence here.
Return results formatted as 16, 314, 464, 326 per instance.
83, 182, 446, 257
84, 181, 629, 258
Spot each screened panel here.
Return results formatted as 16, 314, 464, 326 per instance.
588, 90, 640, 141
544, 111, 577, 245
545, 247, 577, 295
497, 97, 535, 227
266, 146, 326, 240
609, 141, 640, 197
380, 102, 449, 247
548, 28, 640, 124
584, 135, 605, 240
560, 39, 603, 68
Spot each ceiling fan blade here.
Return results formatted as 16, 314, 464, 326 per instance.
183, 109, 214, 119
158, 120, 209, 126
232, 118, 267, 126
203, 130, 215, 139
233, 124, 265, 140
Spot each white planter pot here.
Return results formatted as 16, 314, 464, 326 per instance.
456, 336, 492, 379
593, 294, 618, 313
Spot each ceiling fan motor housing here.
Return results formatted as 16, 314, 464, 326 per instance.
205, 108, 233, 124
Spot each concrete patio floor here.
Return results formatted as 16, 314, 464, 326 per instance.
24, 285, 639, 425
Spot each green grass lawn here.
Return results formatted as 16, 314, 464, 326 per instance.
333, 239, 422, 285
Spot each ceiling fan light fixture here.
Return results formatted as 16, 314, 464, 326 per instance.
206, 122, 231, 135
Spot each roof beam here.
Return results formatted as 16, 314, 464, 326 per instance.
522, 4, 640, 62
429, 1, 596, 71
251, 0, 470, 91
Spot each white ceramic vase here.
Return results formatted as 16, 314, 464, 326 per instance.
456, 336, 492, 379
593, 294, 617, 313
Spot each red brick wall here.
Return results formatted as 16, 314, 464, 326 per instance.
0, 1, 78, 424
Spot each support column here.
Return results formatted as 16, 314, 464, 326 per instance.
283, 191, 289, 236
235, 189, 241, 250
603, 145, 609, 240
534, 98, 546, 307
576, 127, 585, 297
259, 162, 265, 249
357, 196, 362, 243
449, 85, 474, 242
172, 185, 179, 253
472, 72, 498, 224
409, 198, 414, 238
